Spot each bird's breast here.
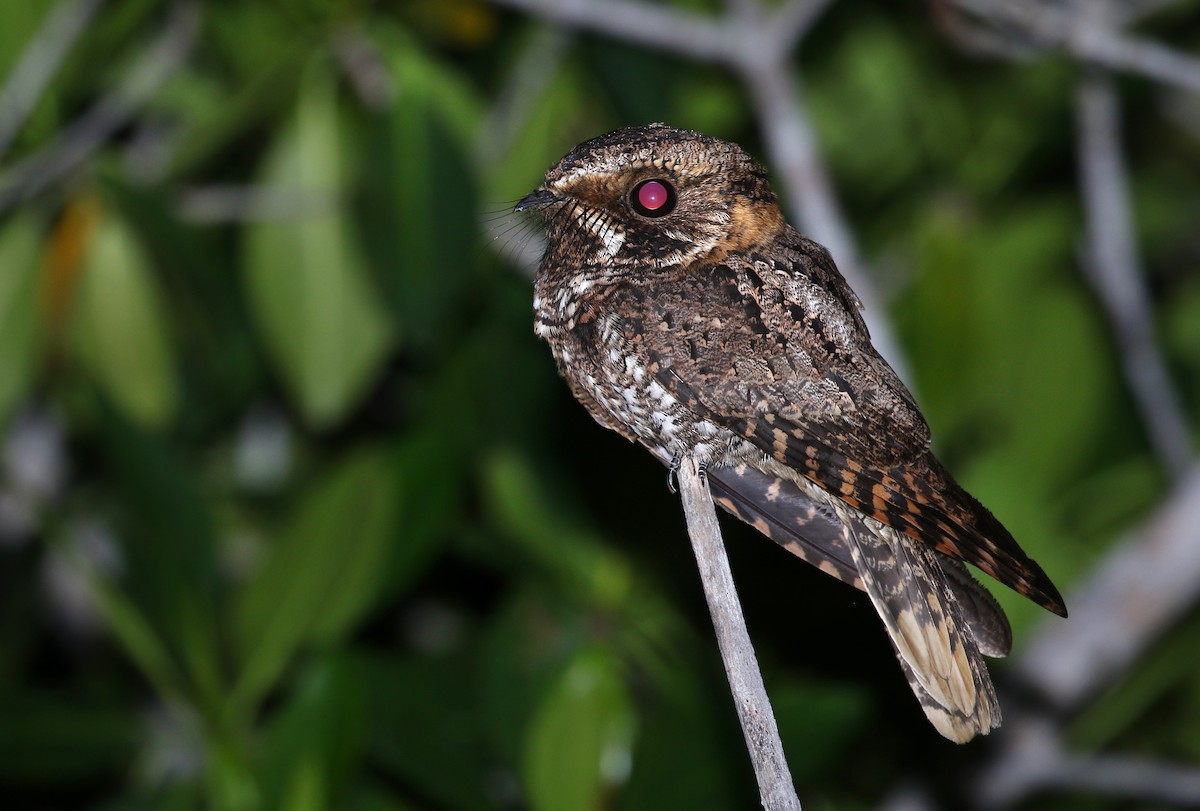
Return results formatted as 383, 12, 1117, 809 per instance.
537, 284, 736, 465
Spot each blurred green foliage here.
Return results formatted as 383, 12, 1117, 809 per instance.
0, 1, 1198, 810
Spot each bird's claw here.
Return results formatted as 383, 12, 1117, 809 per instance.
667, 451, 682, 494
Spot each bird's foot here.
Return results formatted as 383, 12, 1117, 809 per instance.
667, 451, 682, 494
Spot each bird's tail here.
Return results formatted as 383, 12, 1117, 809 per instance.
707, 460, 1006, 742
837, 501, 1002, 742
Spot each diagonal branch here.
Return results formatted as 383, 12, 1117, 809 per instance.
944, 0, 1200, 95
1077, 31, 1200, 94
677, 457, 802, 811
489, 0, 731, 63
0, 0, 106, 161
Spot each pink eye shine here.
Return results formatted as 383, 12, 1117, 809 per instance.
638, 181, 669, 210
631, 178, 676, 217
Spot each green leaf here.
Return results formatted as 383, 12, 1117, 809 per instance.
95, 174, 263, 422
257, 654, 369, 811
207, 737, 260, 811
92, 786, 202, 811
91, 405, 221, 706
73, 202, 179, 429
233, 449, 400, 711
808, 16, 946, 200
244, 62, 393, 429
379, 25, 481, 142
900, 199, 1112, 628
1069, 610, 1200, 751
280, 760, 324, 811
673, 71, 747, 139
357, 33, 479, 351
1164, 274, 1200, 383
0, 212, 43, 428
523, 647, 635, 811
482, 450, 634, 610
164, 48, 306, 178
78, 569, 189, 706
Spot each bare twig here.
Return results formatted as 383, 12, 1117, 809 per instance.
0, 0, 105, 160
333, 24, 395, 110
1075, 68, 1193, 478
773, 0, 840, 53
0, 1, 200, 213
944, 0, 1200, 95
1113, 0, 1182, 25
489, 0, 731, 62
677, 458, 801, 811
722, 0, 761, 24
1074, 30, 1200, 95
176, 184, 337, 223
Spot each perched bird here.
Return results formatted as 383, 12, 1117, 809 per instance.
517, 123, 1066, 742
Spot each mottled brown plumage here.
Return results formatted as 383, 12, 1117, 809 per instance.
518, 123, 1065, 742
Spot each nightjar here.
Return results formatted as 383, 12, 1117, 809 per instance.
517, 123, 1066, 742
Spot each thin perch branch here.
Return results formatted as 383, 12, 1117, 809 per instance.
677, 457, 802, 811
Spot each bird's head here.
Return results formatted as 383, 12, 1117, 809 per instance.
517, 123, 785, 277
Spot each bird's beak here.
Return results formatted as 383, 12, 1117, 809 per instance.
515, 187, 558, 212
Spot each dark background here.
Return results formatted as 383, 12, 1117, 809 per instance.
1, 1, 1199, 809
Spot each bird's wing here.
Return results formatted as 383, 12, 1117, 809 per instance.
612, 237, 1065, 616
707, 461, 862, 588
706, 461, 1014, 659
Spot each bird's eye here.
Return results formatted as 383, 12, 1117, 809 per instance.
629, 179, 676, 218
